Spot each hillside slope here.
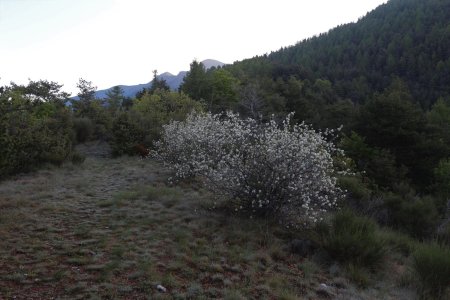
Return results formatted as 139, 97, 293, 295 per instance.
230, 0, 450, 108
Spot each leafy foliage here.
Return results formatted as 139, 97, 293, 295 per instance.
131, 89, 203, 145
105, 86, 125, 114
180, 61, 240, 113
110, 112, 145, 156
315, 210, 386, 269
264, 0, 450, 108
73, 117, 94, 143
0, 81, 73, 178
110, 90, 201, 156
383, 186, 439, 238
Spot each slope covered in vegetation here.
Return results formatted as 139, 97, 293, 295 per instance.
234, 0, 450, 109
1, 0, 450, 298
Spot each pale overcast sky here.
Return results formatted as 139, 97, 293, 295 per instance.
0, 0, 387, 95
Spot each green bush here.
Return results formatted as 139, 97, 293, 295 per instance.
110, 113, 145, 156
337, 175, 383, 216
378, 229, 417, 256
109, 90, 203, 157
132, 89, 203, 145
37, 112, 73, 166
412, 242, 450, 299
338, 175, 372, 203
384, 190, 439, 238
73, 117, 94, 143
339, 131, 407, 189
0, 90, 73, 178
315, 209, 386, 270
74, 99, 113, 141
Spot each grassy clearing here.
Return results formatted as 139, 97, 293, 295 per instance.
0, 142, 417, 299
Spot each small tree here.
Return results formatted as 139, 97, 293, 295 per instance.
73, 78, 97, 117
132, 89, 203, 145
149, 70, 170, 94
11, 79, 70, 106
105, 85, 125, 113
179, 60, 209, 100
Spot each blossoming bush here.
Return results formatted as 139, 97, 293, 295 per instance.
154, 111, 345, 223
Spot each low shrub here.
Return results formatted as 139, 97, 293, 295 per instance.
338, 175, 388, 223
37, 114, 73, 166
315, 209, 386, 270
339, 131, 407, 189
73, 117, 94, 143
338, 175, 372, 204
384, 191, 439, 238
378, 229, 417, 256
412, 242, 450, 299
110, 113, 145, 156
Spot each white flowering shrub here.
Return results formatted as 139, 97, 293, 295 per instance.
154, 111, 346, 223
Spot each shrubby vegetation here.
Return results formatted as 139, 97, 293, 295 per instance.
0, 80, 73, 179
110, 89, 203, 156
155, 111, 346, 223
110, 112, 145, 156
2, 1, 450, 297
315, 210, 386, 270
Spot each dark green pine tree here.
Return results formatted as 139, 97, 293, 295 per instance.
105, 85, 125, 113
73, 78, 97, 117
149, 70, 170, 94
179, 60, 209, 101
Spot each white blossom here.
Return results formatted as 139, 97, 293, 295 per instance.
153, 111, 347, 224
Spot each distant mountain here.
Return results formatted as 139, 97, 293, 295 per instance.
94, 82, 150, 99
93, 59, 224, 99
93, 71, 187, 99
201, 59, 225, 70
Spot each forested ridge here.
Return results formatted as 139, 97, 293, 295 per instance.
233, 0, 450, 109
177, 0, 450, 239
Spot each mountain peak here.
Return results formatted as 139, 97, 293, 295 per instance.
200, 59, 226, 70
158, 72, 174, 77
90, 59, 225, 99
